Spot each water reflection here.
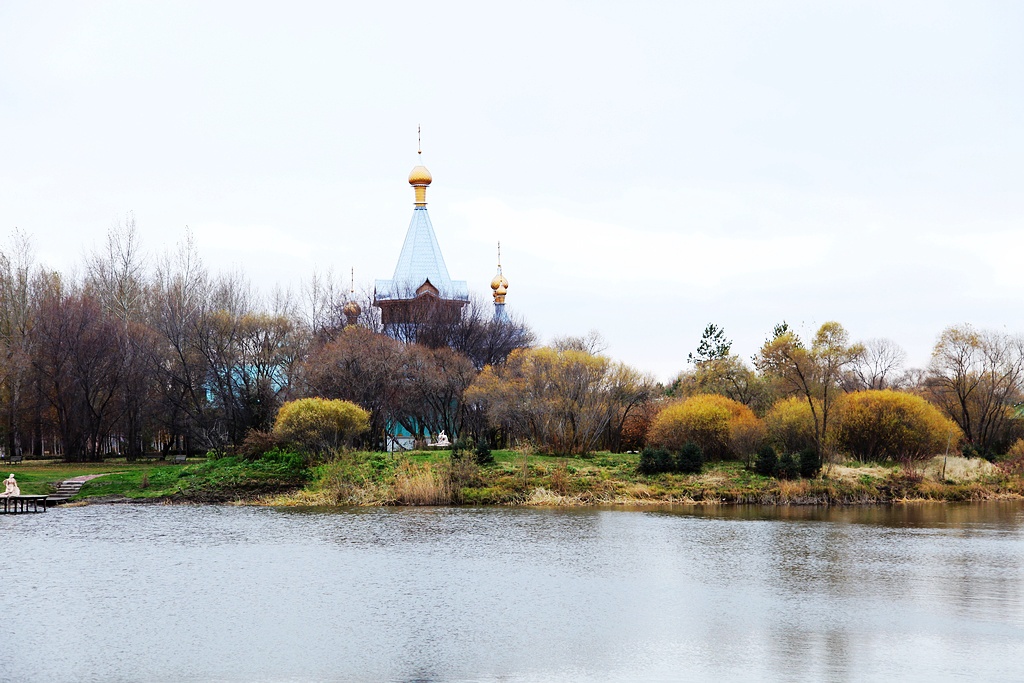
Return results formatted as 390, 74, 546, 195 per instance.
2, 502, 1022, 682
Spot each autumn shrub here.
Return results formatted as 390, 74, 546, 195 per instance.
238, 429, 282, 460
619, 401, 658, 452
764, 397, 817, 454
647, 394, 761, 460
273, 398, 371, 457
834, 390, 961, 464
997, 439, 1024, 476
730, 411, 767, 466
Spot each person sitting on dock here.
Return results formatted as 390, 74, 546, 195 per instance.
1, 474, 19, 497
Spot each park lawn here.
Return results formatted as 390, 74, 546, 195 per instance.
7, 453, 308, 501
5, 460, 192, 496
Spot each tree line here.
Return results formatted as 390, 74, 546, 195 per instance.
0, 221, 534, 461
2, 219, 1021, 465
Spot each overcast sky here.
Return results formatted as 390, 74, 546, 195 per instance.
1, 1, 1022, 380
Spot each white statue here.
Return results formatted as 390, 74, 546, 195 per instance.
1, 474, 19, 497
435, 431, 451, 448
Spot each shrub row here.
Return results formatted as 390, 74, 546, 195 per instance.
637, 443, 704, 475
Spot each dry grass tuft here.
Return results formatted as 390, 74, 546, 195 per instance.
922, 455, 998, 482
394, 462, 451, 505
776, 479, 811, 500
831, 464, 894, 483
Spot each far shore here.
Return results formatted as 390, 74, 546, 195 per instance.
5, 450, 1022, 509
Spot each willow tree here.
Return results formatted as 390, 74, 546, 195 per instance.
755, 321, 862, 463
465, 346, 655, 455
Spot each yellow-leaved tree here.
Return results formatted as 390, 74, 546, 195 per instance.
764, 396, 819, 454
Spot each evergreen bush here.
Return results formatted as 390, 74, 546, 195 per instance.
755, 445, 778, 476
676, 442, 704, 474
638, 447, 673, 475
777, 452, 799, 480
799, 448, 820, 478
474, 439, 494, 465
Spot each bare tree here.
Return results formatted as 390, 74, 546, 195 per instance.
843, 338, 907, 391
0, 230, 40, 458
926, 325, 1024, 454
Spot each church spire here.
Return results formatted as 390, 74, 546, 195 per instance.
491, 241, 509, 321
408, 126, 432, 206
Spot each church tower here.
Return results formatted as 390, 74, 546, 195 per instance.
373, 136, 469, 338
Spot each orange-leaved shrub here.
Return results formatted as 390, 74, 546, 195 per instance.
647, 394, 763, 460
764, 396, 818, 454
834, 389, 960, 463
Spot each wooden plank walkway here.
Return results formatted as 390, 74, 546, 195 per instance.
1, 495, 48, 513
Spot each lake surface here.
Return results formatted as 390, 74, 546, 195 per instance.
3, 502, 1024, 682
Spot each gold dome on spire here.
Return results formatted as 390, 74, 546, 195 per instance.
409, 126, 432, 205
490, 271, 508, 292
491, 241, 508, 304
408, 165, 432, 186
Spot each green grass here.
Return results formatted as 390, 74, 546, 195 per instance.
6, 451, 309, 501
10, 449, 1024, 507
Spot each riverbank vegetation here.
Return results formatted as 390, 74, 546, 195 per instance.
0, 224, 1022, 511
9, 448, 1024, 506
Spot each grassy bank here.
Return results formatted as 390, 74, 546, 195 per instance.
10, 450, 1023, 507
267, 450, 1024, 507
9, 450, 309, 503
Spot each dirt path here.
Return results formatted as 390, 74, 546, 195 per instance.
63, 473, 113, 483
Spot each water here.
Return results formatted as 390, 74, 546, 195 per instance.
2, 503, 1023, 682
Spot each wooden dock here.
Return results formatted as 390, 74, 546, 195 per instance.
1, 495, 48, 514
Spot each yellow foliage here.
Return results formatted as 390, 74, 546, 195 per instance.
1007, 438, 1024, 458
764, 396, 818, 454
273, 397, 370, 454
647, 394, 761, 459
834, 389, 961, 463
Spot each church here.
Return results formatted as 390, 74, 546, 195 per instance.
372, 144, 509, 338
369, 142, 512, 450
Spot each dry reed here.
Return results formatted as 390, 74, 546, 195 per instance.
394, 462, 451, 505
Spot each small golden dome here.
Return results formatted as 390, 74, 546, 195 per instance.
343, 300, 362, 318
490, 273, 508, 291
408, 165, 432, 186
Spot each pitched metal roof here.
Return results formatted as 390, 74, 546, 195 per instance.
375, 206, 469, 301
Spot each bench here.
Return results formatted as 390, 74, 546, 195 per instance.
172, 454, 187, 464
6, 455, 23, 465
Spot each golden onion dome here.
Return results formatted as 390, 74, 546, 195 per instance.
490, 272, 508, 291
408, 164, 432, 186
343, 300, 362, 317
